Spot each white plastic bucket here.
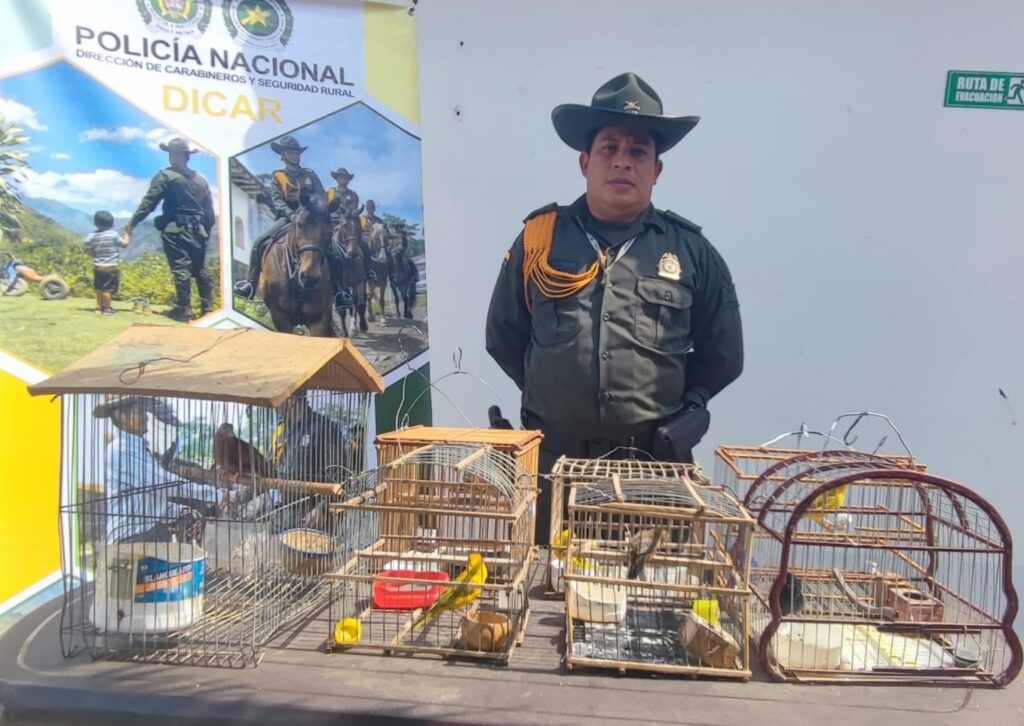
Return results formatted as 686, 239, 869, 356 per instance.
92, 542, 206, 633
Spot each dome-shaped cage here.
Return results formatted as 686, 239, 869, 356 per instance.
563, 473, 755, 679
743, 451, 1021, 686
325, 443, 535, 663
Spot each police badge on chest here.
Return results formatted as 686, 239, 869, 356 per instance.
657, 252, 682, 281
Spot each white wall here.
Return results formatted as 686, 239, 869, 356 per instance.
416, 1, 1024, 542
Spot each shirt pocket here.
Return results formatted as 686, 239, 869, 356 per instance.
634, 278, 693, 353
530, 259, 584, 347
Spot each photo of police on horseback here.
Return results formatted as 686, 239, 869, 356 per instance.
229, 123, 427, 373
124, 137, 217, 322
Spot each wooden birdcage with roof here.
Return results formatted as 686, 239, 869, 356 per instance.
28, 324, 383, 667
562, 467, 755, 679
325, 440, 536, 663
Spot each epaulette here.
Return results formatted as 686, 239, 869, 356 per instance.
522, 202, 561, 224
661, 209, 703, 234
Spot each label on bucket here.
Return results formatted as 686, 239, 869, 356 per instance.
134, 557, 205, 603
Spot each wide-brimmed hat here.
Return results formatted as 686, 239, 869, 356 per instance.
551, 72, 699, 153
159, 137, 199, 155
92, 395, 181, 426
270, 135, 307, 154
330, 167, 354, 182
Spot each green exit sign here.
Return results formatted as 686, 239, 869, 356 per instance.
945, 70, 1024, 110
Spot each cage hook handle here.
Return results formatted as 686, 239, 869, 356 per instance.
827, 411, 916, 464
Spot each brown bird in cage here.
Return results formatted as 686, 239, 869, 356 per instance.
214, 423, 273, 481
626, 526, 666, 580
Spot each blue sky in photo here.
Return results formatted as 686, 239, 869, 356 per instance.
235, 102, 423, 230
0, 61, 217, 218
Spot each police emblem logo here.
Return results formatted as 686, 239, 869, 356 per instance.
137, 0, 213, 37
223, 0, 294, 48
623, 100, 641, 113
657, 252, 682, 281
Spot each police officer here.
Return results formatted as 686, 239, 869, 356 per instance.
233, 135, 345, 302
126, 137, 216, 322
485, 73, 744, 543
329, 168, 377, 279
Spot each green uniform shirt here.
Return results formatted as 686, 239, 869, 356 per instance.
270, 167, 326, 220
485, 195, 743, 439
130, 167, 215, 235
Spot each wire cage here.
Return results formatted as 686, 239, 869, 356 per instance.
743, 451, 1022, 686
563, 473, 755, 679
546, 457, 707, 595
325, 442, 536, 663
30, 325, 384, 667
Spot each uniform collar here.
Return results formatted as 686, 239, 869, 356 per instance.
568, 194, 665, 234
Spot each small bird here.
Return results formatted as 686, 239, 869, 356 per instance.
626, 526, 666, 580
214, 423, 273, 481
807, 485, 847, 527
552, 528, 594, 572
411, 553, 488, 631
779, 572, 805, 615
487, 405, 514, 430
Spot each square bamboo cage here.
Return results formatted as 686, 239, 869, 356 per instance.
563, 473, 755, 679
325, 442, 536, 663
28, 325, 383, 668
376, 425, 542, 482
714, 445, 919, 505
546, 457, 708, 595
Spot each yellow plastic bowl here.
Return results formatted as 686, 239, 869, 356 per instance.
334, 618, 362, 645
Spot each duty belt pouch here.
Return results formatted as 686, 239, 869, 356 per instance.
154, 214, 168, 231
652, 407, 711, 463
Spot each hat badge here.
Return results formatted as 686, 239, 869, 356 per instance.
657, 252, 682, 281
623, 100, 641, 114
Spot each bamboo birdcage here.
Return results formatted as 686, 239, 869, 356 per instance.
714, 445, 918, 503
325, 442, 535, 663
742, 450, 1022, 686
29, 325, 383, 667
563, 471, 755, 679
546, 457, 707, 595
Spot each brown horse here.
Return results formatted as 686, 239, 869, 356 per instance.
259, 190, 335, 336
333, 213, 368, 336
364, 221, 390, 322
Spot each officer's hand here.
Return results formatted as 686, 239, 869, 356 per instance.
122, 224, 132, 241
681, 387, 708, 412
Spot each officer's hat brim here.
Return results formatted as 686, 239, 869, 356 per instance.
551, 104, 699, 154
159, 142, 199, 154
271, 141, 308, 154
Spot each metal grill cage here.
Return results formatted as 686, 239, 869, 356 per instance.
743, 451, 1022, 686
326, 443, 535, 662
563, 473, 754, 678
59, 389, 370, 667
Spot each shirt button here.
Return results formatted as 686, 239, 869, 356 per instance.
601, 351, 609, 360
602, 313, 610, 322
664, 291, 672, 301
600, 391, 610, 402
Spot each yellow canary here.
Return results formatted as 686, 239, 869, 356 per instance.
412, 553, 488, 630
808, 485, 846, 525
553, 528, 595, 573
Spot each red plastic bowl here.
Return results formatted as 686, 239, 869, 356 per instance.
372, 570, 449, 610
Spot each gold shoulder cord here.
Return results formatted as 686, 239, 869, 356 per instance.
273, 171, 301, 204
521, 211, 601, 313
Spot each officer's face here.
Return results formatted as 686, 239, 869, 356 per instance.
281, 149, 301, 165
580, 126, 662, 222
168, 150, 190, 168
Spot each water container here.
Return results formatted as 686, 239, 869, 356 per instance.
91, 542, 206, 633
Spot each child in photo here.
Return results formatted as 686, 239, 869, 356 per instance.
83, 210, 128, 314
